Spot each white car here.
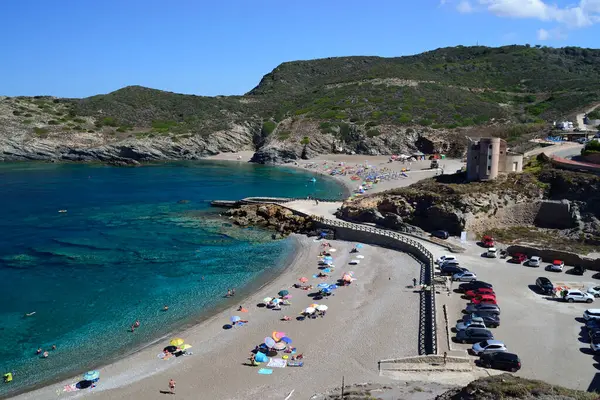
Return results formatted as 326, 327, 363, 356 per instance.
436, 255, 457, 265
440, 259, 461, 268
588, 286, 600, 298
455, 317, 486, 331
528, 256, 541, 267
453, 271, 477, 282
548, 260, 564, 272
584, 309, 600, 320
484, 248, 497, 258
471, 340, 507, 355
563, 290, 594, 303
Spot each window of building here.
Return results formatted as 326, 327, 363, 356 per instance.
500, 151, 503, 154
488, 155, 492, 160
488, 166, 491, 171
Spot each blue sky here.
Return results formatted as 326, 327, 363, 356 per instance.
1, 0, 599, 98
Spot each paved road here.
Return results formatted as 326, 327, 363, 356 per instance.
552, 144, 584, 159
430, 239, 600, 392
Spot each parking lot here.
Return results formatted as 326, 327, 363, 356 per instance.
432, 241, 600, 392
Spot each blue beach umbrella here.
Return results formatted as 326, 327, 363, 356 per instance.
328, 284, 338, 290
356, 244, 363, 249
317, 283, 329, 288
321, 288, 331, 294
255, 352, 269, 363
323, 268, 331, 273
83, 370, 100, 381
323, 256, 333, 261
280, 337, 292, 344
230, 316, 241, 323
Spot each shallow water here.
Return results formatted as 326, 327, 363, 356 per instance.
0, 161, 344, 396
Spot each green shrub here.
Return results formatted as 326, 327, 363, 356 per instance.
33, 127, 49, 136
419, 119, 432, 126
24, 113, 33, 117
22, 119, 33, 124
277, 131, 291, 140
300, 136, 310, 145
72, 118, 86, 124
151, 120, 177, 132
12, 110, 22, 116
366, 129, 381, 137
294, 108, 310, 115
588, 110, 600, 119
101, 117, 119, 127
47, 120, 59, 125
261, 120, 277, 136
399, 113, 412, 123
365, 121, 379, 127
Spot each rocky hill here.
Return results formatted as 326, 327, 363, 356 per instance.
337, 157, 600, 252
2, 45, 600, 163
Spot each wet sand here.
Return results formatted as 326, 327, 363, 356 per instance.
14, 236, 421, 400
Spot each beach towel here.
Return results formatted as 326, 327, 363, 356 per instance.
63, 384, 79, 392
267, 358, 287, 368
287, 360, 304, 367
258, 368, 273, 375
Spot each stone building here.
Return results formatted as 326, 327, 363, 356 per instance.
466, 137, 523, 181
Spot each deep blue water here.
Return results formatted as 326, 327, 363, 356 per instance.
0, 161, 344, 396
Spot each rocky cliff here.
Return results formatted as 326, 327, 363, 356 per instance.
223, 204, 316, 236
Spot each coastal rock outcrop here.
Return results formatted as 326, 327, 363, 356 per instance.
224, 204, 316, 236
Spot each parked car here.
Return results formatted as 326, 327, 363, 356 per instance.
453, 271, 477, 282
440, 259, 461, 268
455, 328, 494, 344
481, 235, 495, 248
570, 265, 586, 275
588, 286, 600, 298
535, 277, 554, 294
455, 317, 486, 331
510, 253, 527, 264
528, 256, 542, 267
440, 266, 468, 276
465, 287, 495, 298
584, 309, 600, 321
549, 260, 564, 272
472, 339, 507, 355
472, 294, 497, 305
463, 312, 500, 328
563, 289, 594, 303
591, 332, 600, 352
431, 230, 449, 240
436, 255, 457, 265
458, 281, 493, 293
479, 352, 521, 372
484, 247, 498, 258
465, 303, 501, 315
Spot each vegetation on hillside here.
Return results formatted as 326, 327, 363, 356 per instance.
4, 45, 600, 143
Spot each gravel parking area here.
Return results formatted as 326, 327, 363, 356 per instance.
431, 241, 600, 392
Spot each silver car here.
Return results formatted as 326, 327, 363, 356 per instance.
472, 339, 507, 355
453, 271, 477, 282
456, 317, 486, 331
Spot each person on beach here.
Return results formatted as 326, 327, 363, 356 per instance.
413, 277, 418, 287
168, 379, 176, 394
226, 289, 232, 297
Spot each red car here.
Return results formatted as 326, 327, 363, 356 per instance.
465, 288, 496, 298
510, 253, 527, 264
472, 294, 497, 305
481, 235, 495, 248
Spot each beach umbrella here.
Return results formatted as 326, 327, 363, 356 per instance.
356, 244, 363, 249
255, 352, 269, 363
264, 337, 276, 348
83, 370, 99, 381
271, 298, 281, 304
181, 344, 192, 350
278, 290, 289, 297
170, 338, 185, 346
320, 288, 331, 295
324, 256, 333, 261
309, 303, 319, 308
323, 268, 331, 273
317, 283, 329, 288
230, 316, 241, 323
299, 277, 308, 283
280, 337, 292, 344
329, 249, 337, 252
274, 342, 287, 351
317, 305, 328, 311
328, 284, 338, 290
272, 331, 286, 341
350, 259, 360, 264
356, 255, 365, 259
304, 307, 316, 314
263, 297, 273, 304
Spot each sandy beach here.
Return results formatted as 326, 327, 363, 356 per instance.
206, 152, 465, 195
13, 236, 422, 400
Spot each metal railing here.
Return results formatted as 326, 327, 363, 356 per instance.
312, 215, 437, 355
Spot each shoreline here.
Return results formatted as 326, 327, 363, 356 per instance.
13, 235, 422, 400
3, 235, 302, 400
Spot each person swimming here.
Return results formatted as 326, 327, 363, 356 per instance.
36, 348, 42, 355
163, 305, 169, 311
42, 351, 48, 358
133, 320, 140, 328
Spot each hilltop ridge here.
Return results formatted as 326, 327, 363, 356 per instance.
1, 45, 599, 163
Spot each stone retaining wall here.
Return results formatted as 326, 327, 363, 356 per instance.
507, 244, 600, 270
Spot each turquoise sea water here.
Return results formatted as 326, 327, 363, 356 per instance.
0, 161, 344, 397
